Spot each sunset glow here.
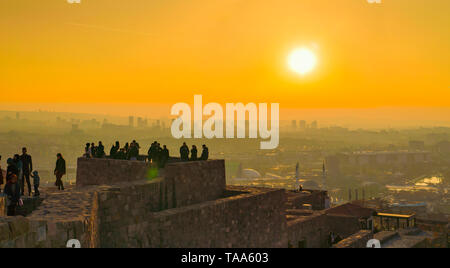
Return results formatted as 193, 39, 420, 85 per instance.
0, 0, 449, 112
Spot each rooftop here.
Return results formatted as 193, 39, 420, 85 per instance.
325, 203, 376, 218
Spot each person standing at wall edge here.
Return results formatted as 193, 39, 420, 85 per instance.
20, 147, 33, 196
54, 153, 66, 191
4, 173, 21, 216
190, 145, 198, 161
200, 144, 209, 161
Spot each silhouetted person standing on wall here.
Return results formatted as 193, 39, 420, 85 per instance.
132, 140, 140, 156
128, 142, 139, 161
4, 172, 21, 216
54, 153, 66, 191
13, 154, 23, 193
133, 140, 140, 148
155, 143, 163, 165
117, 148, 126, 160
110, 141, 120, 159
31, 170, 40, 196
190, 145, 198, 161
161, 145, 169, 168
84, 143, 92, 158
147, 141, 156, 163
180, 142, 189, 161
96, 141, 105, 158
200, 144, 209, 161
5, 158, 20, 215
20, 147, 33, 196
91, 143, 97, 158
6, 158, 18, 182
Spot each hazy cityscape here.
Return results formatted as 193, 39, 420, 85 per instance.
1, 109, 449, 220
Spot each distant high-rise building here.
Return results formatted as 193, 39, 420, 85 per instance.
137, 117, 148, 128
129, 116, 134, 128
16, 112, 20, 120
299, 120, 306, 129
311, 120, 318, 129
291, 120, 297, 129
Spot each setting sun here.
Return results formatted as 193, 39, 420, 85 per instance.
288, 48, 317, 75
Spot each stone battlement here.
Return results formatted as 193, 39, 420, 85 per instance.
0, 158, 379, 248
76, 158, 226, 207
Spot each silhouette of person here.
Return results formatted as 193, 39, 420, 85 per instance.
4, 172, 21, 216
117, 148, 126, 160
124, 142, 129, 154
190, 145, 198, 161
13, 154, 23, 195
31, 170, 40, 196
6, 158, 19, 184
161, 145, 169, 167
179, 142, 189, 161
84, 143, 92, 158
97, 141, 105, 158
200, 144, 209, 161
128, 142, 139, 160
54, 153, 66, 191
147, 141, 157, 163
20, 147, 33, 196
91, 143, 97, 158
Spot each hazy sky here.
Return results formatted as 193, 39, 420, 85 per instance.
1, 0, 449, 114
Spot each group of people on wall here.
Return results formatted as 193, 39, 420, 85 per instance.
0, 148, 66, 216
179, 143, 209, 162
84, 140, 140, 160
83, 140, 209, 167
0, 140, 210, 217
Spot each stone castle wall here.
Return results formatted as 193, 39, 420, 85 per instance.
0, 158, 375, 248
0, 159, 272, 248
326, 214, 362, 238
287, 190, 328, 210
76, 158, 152, 187
147, 186, 287, 248
163, 160, 226, 207
76, 158, 226, 207
287, 211, 330, 248
286, 209, 366, 248
96, 185, 287, 248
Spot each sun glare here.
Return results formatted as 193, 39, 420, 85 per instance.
288, 48, 317, 75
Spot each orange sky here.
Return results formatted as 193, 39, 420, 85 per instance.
1, 0, 449, 112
